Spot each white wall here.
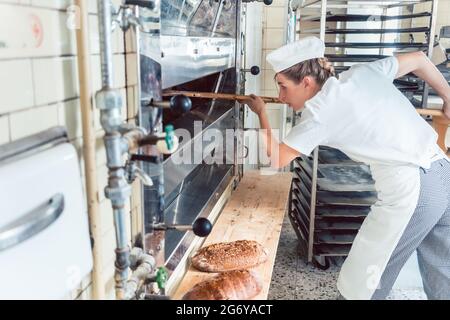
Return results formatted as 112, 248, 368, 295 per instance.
243, 2, 263, 130
244, 0, 289, 140
0, 0, 136, 300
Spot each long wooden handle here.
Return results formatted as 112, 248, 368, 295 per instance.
163, 90, 447, 118
163, 90, 282, 104
415, 108, 445, 117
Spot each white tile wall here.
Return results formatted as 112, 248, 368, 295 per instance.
30, 0, 74, 9
126, 85, 136, 121
265, 7, 286, 29
97, 165, 109, 203
88, 0, 97, 14
262, 49, 273, 70
113, 55, 126, 88
263, 69, 277, 92
58, 98, 81, 140
0, 0, 134, 300
263, 89, 279, 98
88, 14, 100, 55
436, 0, 450, 41
125, 53, 138, 86
266, 108, 282, 135
9, 103, 58, 140
90, 54, 102, 94
268, 0, 286, 7
96, 132, 107, 167
88, 3, 125, 55
243, 2, 264, 129
263, 28, 285, 49
101, 228, 117, 275
259, 1, 288, 133
0, 59, 35, 114
99, 199, 115, 238
0, 4, 76, 59
32, 56, 79, 105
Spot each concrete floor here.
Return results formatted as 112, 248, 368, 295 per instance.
268, 212, 427, 300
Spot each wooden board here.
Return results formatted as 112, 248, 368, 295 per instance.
171, 171, 292, 300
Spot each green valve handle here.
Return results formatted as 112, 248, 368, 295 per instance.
164, 125, 174, 152
156, 267, 169, 290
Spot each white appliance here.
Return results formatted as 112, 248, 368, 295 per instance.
0, 137, 93, 299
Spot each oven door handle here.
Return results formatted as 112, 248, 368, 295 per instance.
0, 193, 65, 252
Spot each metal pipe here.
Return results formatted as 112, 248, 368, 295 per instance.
308, 148, 319, 263
108, 166, 131, 300
211, 0, 225, 37
319, 0, 327, 41
307, 0, 326, 262
97, 0, 131, 300
422, 0, 439, 108
379, 7, 388, 56
98, 0, 114, 88
124, 247, 156, 300
113, 205, 130, 300
75, 0, 105, 300
114, 207, 129, 253
178, 0, 186, 21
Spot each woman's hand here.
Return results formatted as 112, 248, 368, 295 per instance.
243, 94, 266, 116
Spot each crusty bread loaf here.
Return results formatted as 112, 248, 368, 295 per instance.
182, 270, 262, 300
191, 240, 268, 272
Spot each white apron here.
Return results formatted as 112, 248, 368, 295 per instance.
337, 164, 421, 300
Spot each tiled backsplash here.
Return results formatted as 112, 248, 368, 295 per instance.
261, 0, 287, 136
0, 0, 132, 300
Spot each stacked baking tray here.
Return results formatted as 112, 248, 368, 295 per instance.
288, 146, 378, 269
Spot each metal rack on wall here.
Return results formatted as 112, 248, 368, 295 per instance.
298, 0, 439, 108
288, 0, 440, 269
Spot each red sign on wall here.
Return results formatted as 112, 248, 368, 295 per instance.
29, 14, 43, 48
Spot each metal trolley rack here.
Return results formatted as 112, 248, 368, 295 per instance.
287, 0, 440, 268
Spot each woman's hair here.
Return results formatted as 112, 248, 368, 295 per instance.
278, 57, 336, 87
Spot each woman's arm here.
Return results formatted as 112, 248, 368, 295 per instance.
245, 95, 300, 169
395, 51, 450, 119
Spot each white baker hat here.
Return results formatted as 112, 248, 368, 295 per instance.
266, 36, 325, 73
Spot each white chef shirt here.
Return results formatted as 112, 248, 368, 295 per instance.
283, 56, 445, 169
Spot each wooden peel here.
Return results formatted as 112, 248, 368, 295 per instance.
415, 108, 446, 117
163, 90, 282, 104
164, 90, 447, 117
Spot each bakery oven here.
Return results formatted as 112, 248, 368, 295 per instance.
129, 0, 247, 285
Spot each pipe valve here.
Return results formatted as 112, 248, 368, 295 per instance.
152, 217, 213, 238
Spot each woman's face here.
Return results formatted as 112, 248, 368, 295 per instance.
275, 73, 318, 111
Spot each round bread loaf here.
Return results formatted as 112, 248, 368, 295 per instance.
182, 270, 262, 300
191, 240, 268, 272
